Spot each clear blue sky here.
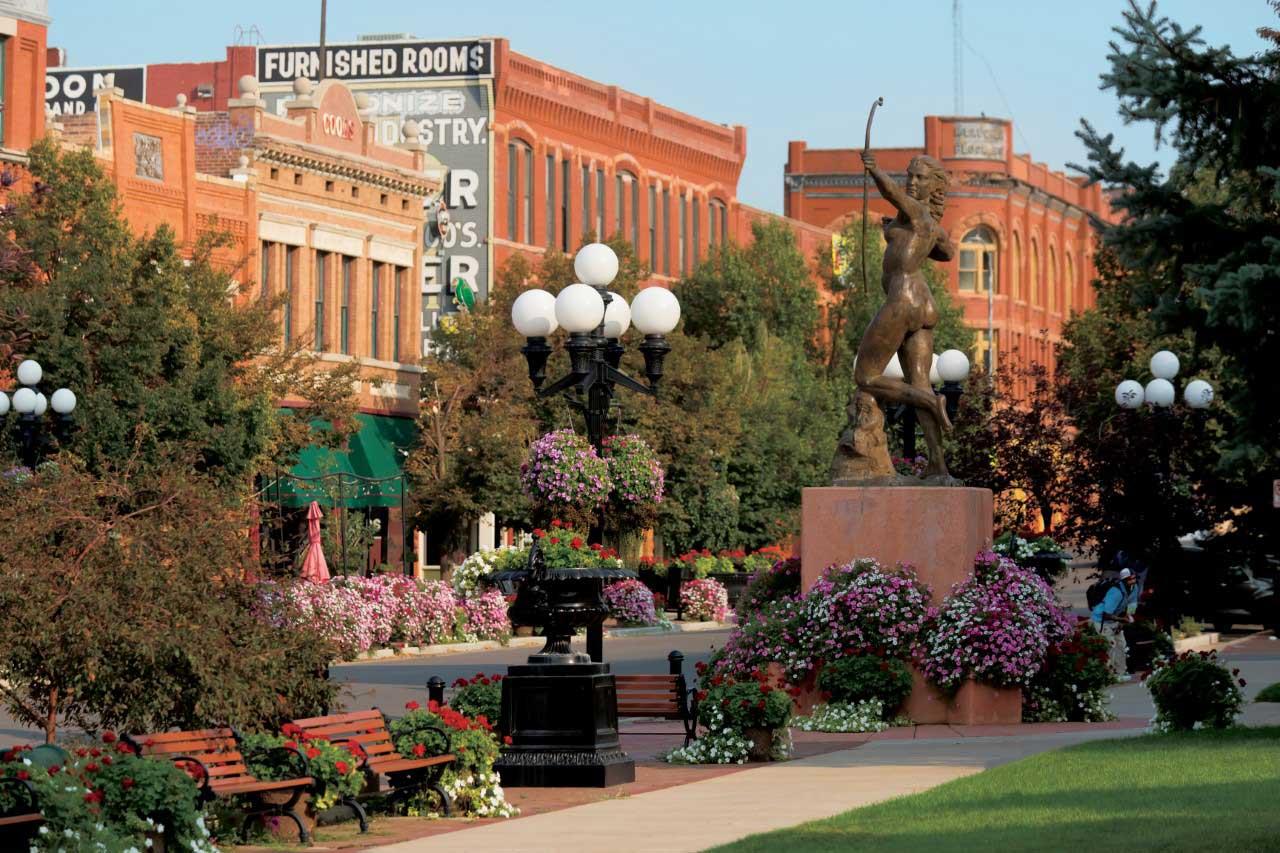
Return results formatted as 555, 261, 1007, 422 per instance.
49, 0, 1272, 213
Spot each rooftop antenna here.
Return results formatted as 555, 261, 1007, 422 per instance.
953, 0, 964, 114
232, 25, 264, 46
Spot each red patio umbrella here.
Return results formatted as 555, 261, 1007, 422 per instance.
299, 500, 330, 584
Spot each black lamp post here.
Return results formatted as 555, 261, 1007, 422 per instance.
2, 359, 78, 468
495, 243, 680, 788
883, 349, 971, 461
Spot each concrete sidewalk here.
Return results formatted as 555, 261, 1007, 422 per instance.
366, 728, 1141, 853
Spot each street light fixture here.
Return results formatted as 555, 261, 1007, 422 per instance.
1113, 350, 1213, 411
883, 348, 971, 461
2, 358, 77, 467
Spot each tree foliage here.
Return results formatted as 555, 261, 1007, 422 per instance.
1072, 0, 1280, 551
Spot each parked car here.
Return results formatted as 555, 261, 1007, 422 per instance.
1171, 533, 1276, 631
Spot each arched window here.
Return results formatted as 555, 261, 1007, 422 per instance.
1011, 232, 1022, 300
709, 199, 728, 248
1064, 252, 1075, 315
616, 170, 639, 249
1030, 238, 1041, 306
1048, 246, 1058, 313
507, 140, 533, 243
958, 226, 998, 294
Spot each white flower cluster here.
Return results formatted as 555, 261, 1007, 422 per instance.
661, 703, 750, 764
452, 548, 514, 598
445, 771, 520, 818
794, 701, 890, 733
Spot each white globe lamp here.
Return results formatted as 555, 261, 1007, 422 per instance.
1150, 350, 1180, 381
1144, 378, 1175, 407
32, 392, 48, 416
1183, 379, 1214, 409
631, 286, 680, 335
511, 289, 558, 337
883, 353, 905, 380
554, 283, 605, 333
938, 349, 971, 383
601, 293, 631, 339
0, 391, 8, 416
573, 243, 619, 287
929, 353, 941, 385
11, 387, 37, 414
1115, 380, 1145, 409
16, 359, 42, 386
51, 388, 77, 415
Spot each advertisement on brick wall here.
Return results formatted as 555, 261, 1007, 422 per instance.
46, 66, 145, 116
259, 39, 494, 357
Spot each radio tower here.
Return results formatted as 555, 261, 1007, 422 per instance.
953, 0, 964, 114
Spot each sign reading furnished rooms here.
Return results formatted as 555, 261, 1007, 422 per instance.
258, 40, 493, 84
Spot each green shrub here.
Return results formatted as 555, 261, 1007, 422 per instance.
1023, 622, 1117, 722
451, 674, 503, 724
1146, 650, 1244, 732
816, 656, 913, 718
697, 671, 792, 732
1254, 682, 1280, 703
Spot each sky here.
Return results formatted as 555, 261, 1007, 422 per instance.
48, 0, 1272, 214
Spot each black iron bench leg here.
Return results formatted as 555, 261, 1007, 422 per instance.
345, 796, 369, 833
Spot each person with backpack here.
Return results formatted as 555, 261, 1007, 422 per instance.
1090, 567, 1142, 679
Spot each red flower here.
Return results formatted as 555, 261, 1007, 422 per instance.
101, 756, 112, 766
550, 537, 560, 545
16, 770, 29, 781
551, 519, 564, 528
48, 766, 60, 775
756, 700, 766, 710
282, 723, 302, 737
121, 777, 135, 790
479, 677, 490, 685
335, 760, 350, 775
101, 731, 117, 744
532, 528, 545, 538
284, 739, 297, 749
406, 700, 421, 711
428, 699, 441, 713
590, 542, 602, 551
76, 748, 89, 758
412, 743, 427, 758
89, 748, 101, 758
84, 790, 103, 804
117, 742, 135, 755
85, 762, 99, 773
503, 735, 513, 745
306, 747, 321, 760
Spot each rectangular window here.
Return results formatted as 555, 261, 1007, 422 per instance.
284, 246, 296, 345
561, 159, 570, 251
616, 174, 624, 240
314, 252, 328, 351
631, 178, 639, 249
260, 241, 272, 300
522, 145, 533, 245
959, 248, 978, 291
393, 267, 403, 361
678, 195, 686, 275
692, 201, 701, 267
507, 143, 518, 240
340, 256, 353, 354
582, 164, 590, 242
596, 168, 605, 238
648, 185, 656, 264
546, 153, 556, 249
721, 204, 728, 245
708, 204, 717, 248
370, 263, 382, 360
662, 188, 671, 275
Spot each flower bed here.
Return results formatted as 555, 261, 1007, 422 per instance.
794, 700, 890, 733
664, 668, 792, 764
736, 556, 801, 617
916, 551, 1074, 691
680, 577, 730, 622
1144, 650, 1245, 732
602, 578, 660, 625
461, 590, 512, 641
1023, 622, 1117, 723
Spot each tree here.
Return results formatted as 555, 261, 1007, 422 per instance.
0, 140, 357, 494
0, 458, 335, 742
1072, 0, 1280, 553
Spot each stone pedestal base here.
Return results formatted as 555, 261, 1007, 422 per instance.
494, 663, 636, 787
800, 487, 993, 603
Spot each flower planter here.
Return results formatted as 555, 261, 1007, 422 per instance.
947, 680, 1023, 726
742, 727, 774, 762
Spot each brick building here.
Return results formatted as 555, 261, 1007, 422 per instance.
0, 0, 48, 160
786, 116, 1116, 381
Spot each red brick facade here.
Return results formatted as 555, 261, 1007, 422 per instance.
1, 5, 47, 156
787, 116, 1116, 381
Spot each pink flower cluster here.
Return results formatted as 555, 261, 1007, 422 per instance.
520, 429, 611, 509
680, 578, 730, 622
602, 435, 665, 507
461, 590, 512, 641
603, 579, 659, 625
916, 550, 1074, 690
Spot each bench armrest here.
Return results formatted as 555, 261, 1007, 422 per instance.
0, 777, 38, 818
164, 754, 213, 799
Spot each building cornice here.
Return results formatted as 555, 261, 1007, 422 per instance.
255, 140, 439, 197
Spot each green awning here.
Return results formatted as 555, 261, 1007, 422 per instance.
263, 412, 416, 508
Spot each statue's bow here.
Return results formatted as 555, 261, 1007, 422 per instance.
861, 96, 884, 295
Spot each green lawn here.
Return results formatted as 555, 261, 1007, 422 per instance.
710, 727, 1280, 853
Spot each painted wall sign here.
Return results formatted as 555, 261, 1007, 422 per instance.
45, 66, 145, 116
952, 120, 1006, 161
257, 39, 493, 84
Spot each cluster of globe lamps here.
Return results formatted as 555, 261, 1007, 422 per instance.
0, 359, 78, 467
1114, 350, 1213, 410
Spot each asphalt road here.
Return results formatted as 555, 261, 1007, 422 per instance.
330, 630, 731, 713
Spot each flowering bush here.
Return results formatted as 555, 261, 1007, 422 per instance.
816, 655, 913, 718
794, 701, 889, 733
736, 557, 801, 617
662, 696, 790, 765
530, 523, 625, 569
916, 551, 1074, 691
680, 578, 730, 622
1022, 622, 1117, 723
452, 547, 523, 598
521, 429, 611, 529
461, 590, 512, 641
0, 736, 214, 851
243, 728, 365, 811
1144, 650, 1245, 732
993, 531, 1069, 584
441, 771, 518, 818
601, 434, 664, 530
696, 669, 792, 731
798, 560, 933, 667
451, 673, 504, 723
603, 579, 659, 625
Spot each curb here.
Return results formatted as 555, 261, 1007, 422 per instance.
338, 622, 735, 664
1173, 632, 1220, 653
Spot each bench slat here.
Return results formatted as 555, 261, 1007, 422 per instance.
0, 813, 41, 827
212, 777, 313, 797
619, 707, 680, 716
616, 691, 679, 700
292, 710, 383, 728
614, 676, 679, 683
141, 728, 234, 744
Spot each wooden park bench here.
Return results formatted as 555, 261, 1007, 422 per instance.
0, 776, 42, 844
290, 708, 454, 828
614, 651, 699, 746
124, 728, 314, 843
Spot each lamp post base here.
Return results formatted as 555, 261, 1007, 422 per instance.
495, 662, 636, 787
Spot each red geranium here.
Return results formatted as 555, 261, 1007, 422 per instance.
412, 743, 426, 758
306, 747, 321, 760
571, 537, 584, 549
121, 778, 134, 790
335, 760, 350, 775
503, 735, 513, 745
16, 770, 29, 781
532, 528, 545, 538
549, 537, 560, 545
100, 731, 117, 744
551, 519, 564, 528
406, 700, 420, 711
